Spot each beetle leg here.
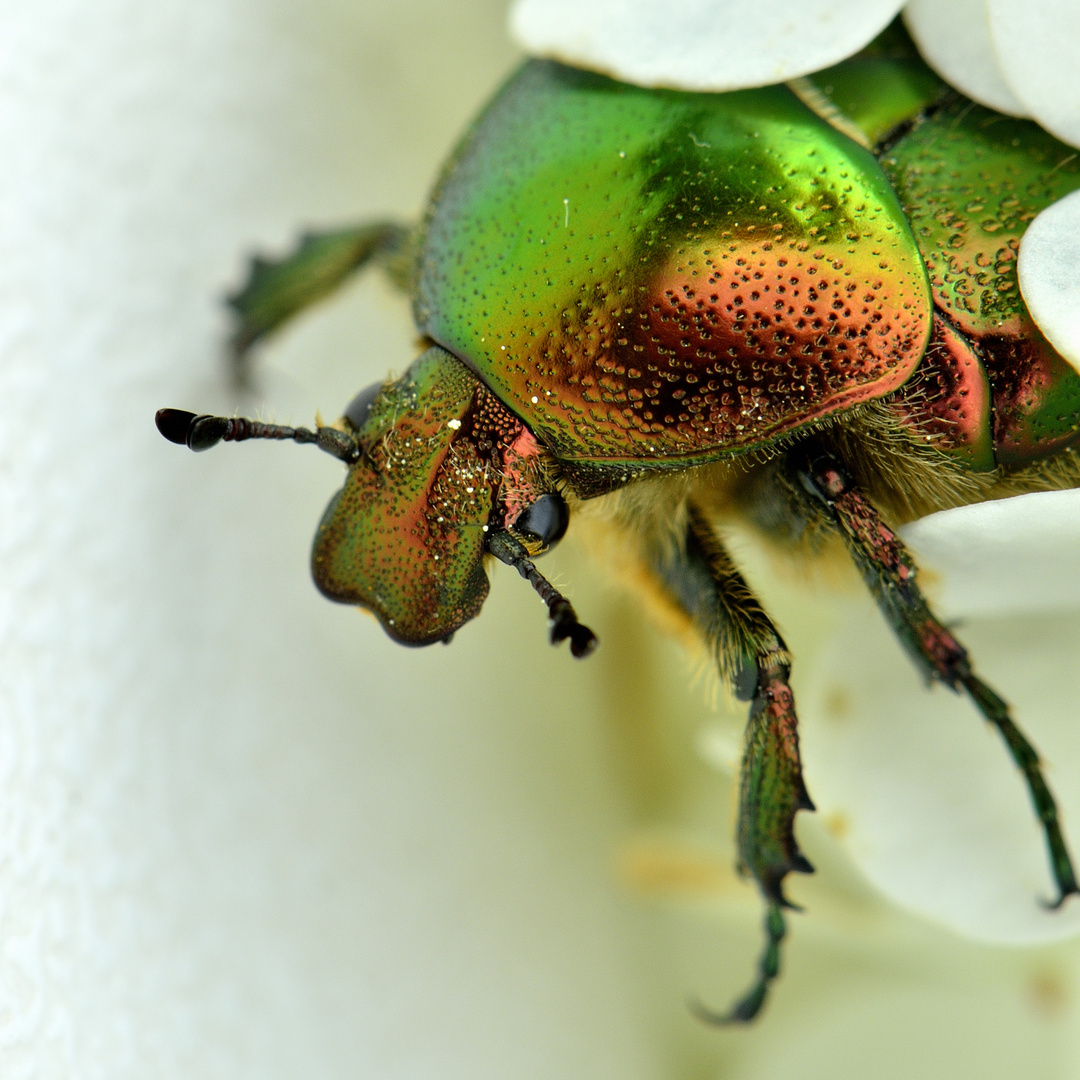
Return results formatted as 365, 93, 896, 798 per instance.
795, 445, 1080, 908
227, 221, 413, 376
486, 529, 598, 657
650, 505, 815, 1023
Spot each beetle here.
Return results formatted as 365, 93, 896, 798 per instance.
157, 23, 1080, 1022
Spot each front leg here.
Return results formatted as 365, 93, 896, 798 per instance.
649, 506, 814, 1022
227, 221, 413, 379
795, 444, 1080, 908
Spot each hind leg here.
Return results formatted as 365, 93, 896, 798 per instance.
646, 504, 815, 1022
794, 443, 1079, 908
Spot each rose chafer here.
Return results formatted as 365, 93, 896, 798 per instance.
158, 26, 1080, 1022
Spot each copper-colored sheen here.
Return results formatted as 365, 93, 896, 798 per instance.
890, 315, 994, 469
417, 61, 932, 465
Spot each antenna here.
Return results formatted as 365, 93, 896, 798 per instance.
155, 408, 358, 463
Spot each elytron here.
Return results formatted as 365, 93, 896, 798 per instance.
158, 26, 1080, 1020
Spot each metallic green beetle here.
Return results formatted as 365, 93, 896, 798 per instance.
158, 24, 1080, 1022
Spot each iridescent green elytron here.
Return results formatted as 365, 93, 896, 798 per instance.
159, 23, 1080, 1025
417, 62, 933, 471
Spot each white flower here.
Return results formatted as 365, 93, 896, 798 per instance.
511, 0, 910, 94
1018, 190, 1080, 372
904, 0, 1080, 148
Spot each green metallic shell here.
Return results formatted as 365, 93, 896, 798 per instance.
416, 60, 932, 467
880, 98, 1080, 465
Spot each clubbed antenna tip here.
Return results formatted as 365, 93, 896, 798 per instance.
154, 408, 359, 462
156, 409, 229, 451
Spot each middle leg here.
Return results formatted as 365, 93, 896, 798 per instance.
647, 504, 815, 1022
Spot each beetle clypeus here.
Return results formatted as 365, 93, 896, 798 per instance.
157, 23, 1080, 1021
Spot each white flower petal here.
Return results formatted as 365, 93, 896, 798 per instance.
988, 0, 1080, 149
902, 0, 1028, 116
1017, 189, 1080, 372
901, 491, 1080, 618
801, 606, 1080, 944
509, 0, 906, 91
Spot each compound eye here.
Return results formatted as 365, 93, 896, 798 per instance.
343, 381, 384, 430
512, 492, 569, 552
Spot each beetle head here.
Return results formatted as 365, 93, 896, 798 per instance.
311, 344, 576, 647
156, 344, 594, 653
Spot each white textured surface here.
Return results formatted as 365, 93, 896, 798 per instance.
509, 0, 905, 91
1018, 188, 1080, 372
0, 1, 660, 1076
903, 0, 1027, 116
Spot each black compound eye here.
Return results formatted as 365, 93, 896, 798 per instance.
512, 492, 569, 552
343, 381, 384, 430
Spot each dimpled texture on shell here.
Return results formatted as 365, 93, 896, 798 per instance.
311, 346, 493, 645
415, 61, 932, 465
880, 98, 1080, 464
